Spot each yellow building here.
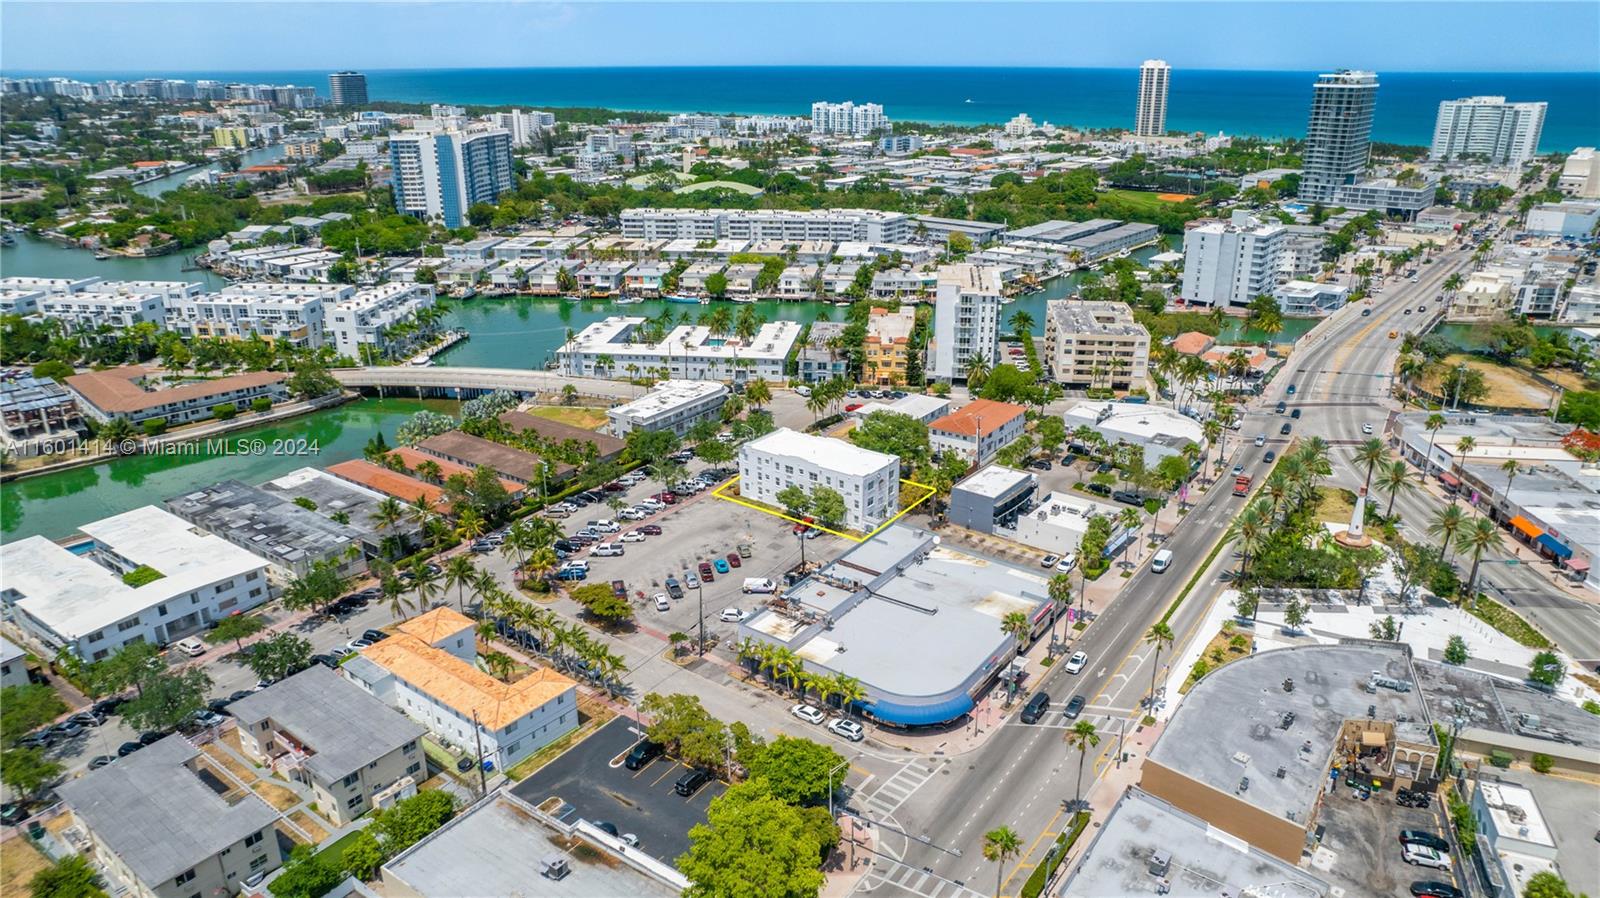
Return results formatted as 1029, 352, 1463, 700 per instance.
213, 126, 250, 149
864, 307, 916, 385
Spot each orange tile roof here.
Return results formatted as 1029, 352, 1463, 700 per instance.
929, 399, 1028, 437
131, 161, 168, 168
359, 633, 575, 731
385, 447, 525, 496
65, 365, 286, 414
325, 459, 448, 508
1170, 332, 1215, 356
397, 607, 476, 646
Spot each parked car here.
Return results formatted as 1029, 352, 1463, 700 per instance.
1065, 652, 1088, 674
1029, 459, 1052, 471
1040, 555, 1060, 569
639, 524, 663, 536
720, 608, 747, 623
1399, 831, 1451, 853
713, 558, 730, 574
1085, 482, 1112, 497
698, 561, 715, 581
1111, 490, 1145, 506
116, 741, 143, 757
675, 768, 713, 797
556, 568, 588, 581
1055, 554, 1077, 574
1290, 408, 1302, 419
685, 573, 701, 589
619, 531, 646, 543
725, 552, 741, 569
173, 637, 207, 657
87, 755, 115, 770
1062, 695, 1087, 719
1402, 844, 1451, 870
1409, 882, 1463, 898
665, 577, 684, 599
827, 718, 865, 742
791, 704, 826, 725
654, 594, 671, 612
624, 739, 664, 770
362, 629, 388, 643
736, 543, 753, 558
592, 543, 625, 557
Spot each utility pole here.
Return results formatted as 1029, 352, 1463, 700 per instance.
696, 582, 706, 656
470, 709, 488, 796
827, 756, 853, 820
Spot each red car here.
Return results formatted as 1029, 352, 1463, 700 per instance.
697, 561, 715, 582
845, 403, 863, 412
639, 524, 663, 535
725, 552, 741, 568
653, 492, 678, 505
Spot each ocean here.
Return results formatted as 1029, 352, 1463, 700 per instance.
45, 66, 1600, 150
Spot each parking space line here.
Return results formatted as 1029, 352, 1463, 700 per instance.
650, 761, 683, 786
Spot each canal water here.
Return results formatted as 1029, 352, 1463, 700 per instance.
133, 145, 287, 198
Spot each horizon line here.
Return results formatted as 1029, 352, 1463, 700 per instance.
16, 64, 1599, 76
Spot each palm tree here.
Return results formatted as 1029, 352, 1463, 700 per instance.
1007, 310, 1034, 339
380, 572, 415, 621
1429, 504, 1469, 562
1450, 436, 1476, 503
1368, 459, 1410, 518
965, 351, 991, 389
1461, 516, 1504, 601
1224, 501, 1269, 584
370, 496, 406, 554
1065, 720, 1101, 809
982, 826, 1022, 898
1144, 622, 1174, 712
484, 651, 516, 682
455, 506, 487, 542
443, 555, 479, 612
1499, 459, 1521, 502
1420, 413, 1447, 480
1353, 437, 1387, 493
1001, 611, 1031, 661
409, 559, 442, 609
834, 674, 867, 719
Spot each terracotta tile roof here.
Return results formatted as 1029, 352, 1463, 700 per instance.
416, 432, 554, 483
384, 446, 526, 496
325, 459, 448, 508
397, 607, 476, 646
1171, 332, 1215, 356
65, 365, 286, 414
929, 399, 1028, 438
497, 410, 625, 458
359, 633, 575, 731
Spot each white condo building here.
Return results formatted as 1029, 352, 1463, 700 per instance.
327, 283, 437, 361
1135, 60, 1171, 137
0, 506, 271, 662
37, 290, 167, 331
485, 109, 555, 147
738, 428, 901, 531
389, 127, 514, 229
621, 208, 912, 243
1300, 70, 1379, 205
167, 282, 351, 348
558, 316, 801, 382
606, 380, 729, 437
811, 100, 887, 136
1181, 210, 1286, 308
930, 264, 1004, 382
1431, 96, 1547, 166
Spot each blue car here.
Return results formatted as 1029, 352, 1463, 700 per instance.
556, 568, 587, 581
713, 558, 730, 574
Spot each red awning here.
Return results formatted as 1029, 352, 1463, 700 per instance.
1566, 558, 1590, 573
1508, 516, 1544, 539
1438, 472, 1461, 487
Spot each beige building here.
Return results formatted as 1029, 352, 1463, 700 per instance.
57, 737, 283, 898
1450, 267, 1520, 320
1042, 300, 1150, 391
864, 306, 916, 385
229, 665, 427, 825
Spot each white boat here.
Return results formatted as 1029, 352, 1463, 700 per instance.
614, 296, 643, 305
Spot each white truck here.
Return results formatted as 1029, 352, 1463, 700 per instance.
741, 577, 776, 594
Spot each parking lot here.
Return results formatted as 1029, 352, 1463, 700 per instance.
1313, 783, 1462, 898
509, 716, 726, 865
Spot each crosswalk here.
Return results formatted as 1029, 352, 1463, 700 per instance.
859, 757, 943, 819
871, 861, 987, 898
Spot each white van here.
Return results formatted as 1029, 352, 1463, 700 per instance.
794, 385, 812, 397
741, 577, 776, 594
1151, 549, 1174, 573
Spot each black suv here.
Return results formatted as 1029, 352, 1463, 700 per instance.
1020, 692, 1051, 724
624, 739, 664, 771
675, 768, 713, 796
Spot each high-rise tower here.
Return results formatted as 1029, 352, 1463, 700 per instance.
1135, 60, 1170, 137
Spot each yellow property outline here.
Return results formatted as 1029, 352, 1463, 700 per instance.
711, 475, 938, 543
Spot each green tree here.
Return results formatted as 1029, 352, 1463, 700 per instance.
705, 271, 729, 299
339, 829, 385, 880
848, 411, 929, 467
121, 666, 211, 735
680, 779, 837, 898
808, 486, 847, 527
285, 361, 339, 399
207, 614, 266, 652
1, 684, 68, 745
1444, 634, 1469, 665
83, 641, 162, 699
776, 484, 812, 516
1522, 871, 1580, 898
1144, 622, 1174, 709
2, 746, 63, 797
742, 735, 846, 806
946, 231, 973, 257
639, 692, 721, 757
268, 845, 343, 898
982, 826, 1022, 898
247, 633, 312, 682
28, 855, 108, 898
371, 789, 456, 854
1529, 650, 1565, 688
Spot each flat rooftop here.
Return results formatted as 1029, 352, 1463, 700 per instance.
1149, 644, 1433, 825
953, 464, 1036, 500
164, 480, 370, 569
261, 467, 418, 541
1394, 411, 1572, 451
1411, 660, 1598, 750
228, 666, 423, 783
608, 380, 727, 420
382, 791, 682, 898
743, 427, 899, 477
1060, 788, 1330, 898
1046, 299, 1149, 337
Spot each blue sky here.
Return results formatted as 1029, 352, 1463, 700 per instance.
3, 1, 1596, 73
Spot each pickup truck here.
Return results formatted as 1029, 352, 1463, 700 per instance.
1233, 474, 1253, 497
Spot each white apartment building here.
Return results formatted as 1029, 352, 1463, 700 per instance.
621, 208, 912, 243
1275, 280, 1352, 316
1005, 113, 1037, 138
0, 506, 271, 662
327, 283, 437, 361
1561, 283, 1600, 324
0, 288, 43, 316
1525, 201, 1600, 238
606, 379, 729, 437
1300, 70, 1378, 205
1042, 300, 1151, 390
1430, 96, 1547, 166
0, 275, 105, 296
344, 608, 579, 772
1557, 147, 1600, 199
485, 108, 554, 146
738, 428, 900, 531
1135, 60, 1171, 137
1334, 176, 1438, 220
389, 127, 514, 229
811, 100, 887, 135
1180, 210, 1286, 308
0, 636, 27, 690
38, 290, 167, 331
930, 264, 1004, 381
167, 282, 351, 348
557, 315, 801, 382
929, 399, 1030, 466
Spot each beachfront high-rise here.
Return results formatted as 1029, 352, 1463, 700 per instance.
327, 71, 367, 107
1430, 96, 1547, 166
1299, 70, 1379, 205
1135, 60, 1171, 137
811, 100, 887, 135
389, 128, 514, 229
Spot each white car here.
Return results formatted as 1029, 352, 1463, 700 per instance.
719, 607, 746, 623
654, 593, 670, 611
1065, 651, 1088, 674
791, 703, 826, 725
173, 637, 207, 657
618, 509, 647, 521
590, 520, 621, 533
591, 543, 624, 557
1055, 553, 1077, 574
1402, 844, 1451, 870
1254, 434, 1267, 447
1361, 423, 1374, 435
619, 531, 646, 543
827, 718, 865, 742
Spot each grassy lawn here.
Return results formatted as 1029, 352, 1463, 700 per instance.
316, 826, 368, 868
1466, 594, 1552, 649
0, 837, 51, 895
1180, 626, 1255, 693
1420, 354, 1555, 410
1101, 188, 1195, 214
1539, 367, 1599, 392
523, 406, 609, 430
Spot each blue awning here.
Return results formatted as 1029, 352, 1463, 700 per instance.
861, 694, 975, 727
1536, 533, 1573, 558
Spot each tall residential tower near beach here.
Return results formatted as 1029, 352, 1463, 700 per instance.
1299, 69, 1379, 204
1135, 59, 1170, 136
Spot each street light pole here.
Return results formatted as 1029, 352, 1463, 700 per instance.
827, 756, 852, 820
696, 582, 705, 656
